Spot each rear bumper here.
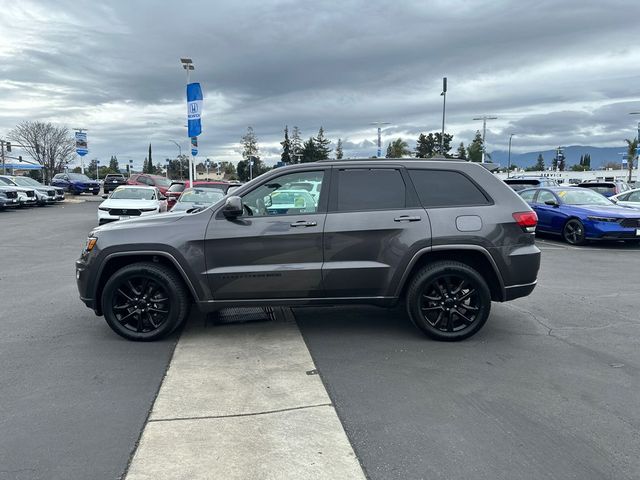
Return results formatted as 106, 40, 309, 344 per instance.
504, 281, 537, 301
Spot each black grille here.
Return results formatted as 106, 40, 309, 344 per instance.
108, 208, 141, 216
620, 218, 640, 228
26, 191, 34, 197
47, 190, 55, 196
5, 191, 17, 199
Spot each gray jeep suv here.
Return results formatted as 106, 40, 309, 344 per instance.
76, 159, 540, 342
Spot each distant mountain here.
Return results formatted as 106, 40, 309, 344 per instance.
489, 145, 626, 169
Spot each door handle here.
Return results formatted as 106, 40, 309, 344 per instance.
394, 215, 421, 222
290, 220, 317, 227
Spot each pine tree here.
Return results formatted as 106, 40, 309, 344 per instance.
415, 133, 430, 158
109, 155, 120, 173
147, 144, 153, 173
241, 127, 259, 171
584, 153, 591, 169
280, 126, 292, 164
142, 157, 149, 174
301, 137, 318, 163
467, 131, 484, 162
434, 132, 454, 157
291, 126, 303, 163
315, 126, 332, 160
579, 154, 584, 167
534, 154, 545, 171
456, 142, 467, 160
336, 138, 344, 159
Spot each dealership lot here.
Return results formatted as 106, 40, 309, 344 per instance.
1, 202, 639, 480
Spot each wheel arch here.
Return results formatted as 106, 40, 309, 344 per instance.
93, 252, 198, 315
396, 246, 506, 302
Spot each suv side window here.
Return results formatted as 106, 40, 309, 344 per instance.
242, 170, 324, 216
335, 168, 405, 211
408, 169, 490, 207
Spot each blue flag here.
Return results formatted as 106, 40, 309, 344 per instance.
187, 82, 203, 138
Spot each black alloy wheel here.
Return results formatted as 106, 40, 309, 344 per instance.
563, 219, 586, 245
102, 262, 190, 341
406, 261, 491, 341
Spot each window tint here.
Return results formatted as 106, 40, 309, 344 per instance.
138, 176, 153, 186
336, 169, 405, 211
519, 190, 536, 202
409, 170, 489, 207
536, 190, 556, 204
242, 170, 324, 216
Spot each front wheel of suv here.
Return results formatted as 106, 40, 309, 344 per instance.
102, 262, 190, 341
406, 261, 491, 341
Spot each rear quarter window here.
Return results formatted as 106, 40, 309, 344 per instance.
409, 170, 491, 207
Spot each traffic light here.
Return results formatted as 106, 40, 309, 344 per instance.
5, 142, 10, 152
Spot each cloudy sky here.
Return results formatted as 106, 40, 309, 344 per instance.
1, 0, 639, 169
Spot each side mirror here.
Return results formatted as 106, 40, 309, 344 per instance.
610, 197, 618, 203
544, 200, 559, 207
222, 196, 243, 219
159, 195, 167, 201
102, 194, 108, 199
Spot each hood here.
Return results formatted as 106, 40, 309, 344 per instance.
568, 204, 640, 218
94, 211, 184, 232
100, 198, 160, 209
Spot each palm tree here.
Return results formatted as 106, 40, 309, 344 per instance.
385, 138, 412, 158
625, 138, 638, 183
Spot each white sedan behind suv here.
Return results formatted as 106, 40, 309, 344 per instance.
98, 185, 168, 225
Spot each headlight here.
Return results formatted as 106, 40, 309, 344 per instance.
84, 236, 98, 253
587, 216, 619, 222
140, 207, 158, 212
98, 207, 110, 211
17, 192, 27, 199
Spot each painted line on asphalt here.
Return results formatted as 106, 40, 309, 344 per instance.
125, 308, 365, 480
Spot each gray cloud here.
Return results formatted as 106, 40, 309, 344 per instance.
1, 0, 639, 166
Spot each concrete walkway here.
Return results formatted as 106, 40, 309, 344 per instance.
125, 309, 365, 480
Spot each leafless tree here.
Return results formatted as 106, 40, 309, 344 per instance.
8, 121, 76, 183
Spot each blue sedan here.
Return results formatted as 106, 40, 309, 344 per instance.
518, 187, 640, 245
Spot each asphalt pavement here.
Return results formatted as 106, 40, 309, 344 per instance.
0, 201, 178, 480
296, 236, 640, 480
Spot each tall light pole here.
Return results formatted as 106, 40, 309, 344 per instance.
370, 122, 390, 158
440, 77, 447, 156
180, 58, 195, 185
630, 113, 640, 183
507, 133, 515, 178
473, 115, 498, 163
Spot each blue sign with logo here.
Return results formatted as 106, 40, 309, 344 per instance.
75, 131, 88, 156
187, 83, 203, 138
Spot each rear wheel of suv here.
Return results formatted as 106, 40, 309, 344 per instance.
102, 262, 190, 341
406, 261, 491, 341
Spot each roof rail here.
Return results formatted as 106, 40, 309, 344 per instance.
316, 156, 465, 163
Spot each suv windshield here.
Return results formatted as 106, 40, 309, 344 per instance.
558, 189, 612, 206
105, 174, 124, 179
179, 188, 224, 204
110, 188, 156, 200
578, 184, 615, 195
68, 173, 93, 182
153, 177, 172, 187
168, 183, 186, 193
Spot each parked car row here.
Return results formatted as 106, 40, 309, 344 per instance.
0, 175, 65, 210
96, 180, 242, 224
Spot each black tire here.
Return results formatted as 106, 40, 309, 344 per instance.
406, 261, 491, 341
92, 191, 99, 195
562, 218, 586, 245
101, 262, 190, 341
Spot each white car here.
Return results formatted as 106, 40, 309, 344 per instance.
611, 188, 640, 210
97, 185, 168, 225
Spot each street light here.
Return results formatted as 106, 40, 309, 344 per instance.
472, 115, 498, 163
507, 133, 515, 178
370, 122, 390, 157
440, 77, 447, 155
179, 58, 195, 184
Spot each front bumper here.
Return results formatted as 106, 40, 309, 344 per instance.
75, 184, 100, 194
0, 197, 20, 208
97, 209, 159, 225
586, 220, 640, 241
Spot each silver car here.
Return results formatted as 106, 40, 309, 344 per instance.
611, 188, 640, 209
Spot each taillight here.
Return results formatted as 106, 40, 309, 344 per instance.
513, 211, 537, 233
